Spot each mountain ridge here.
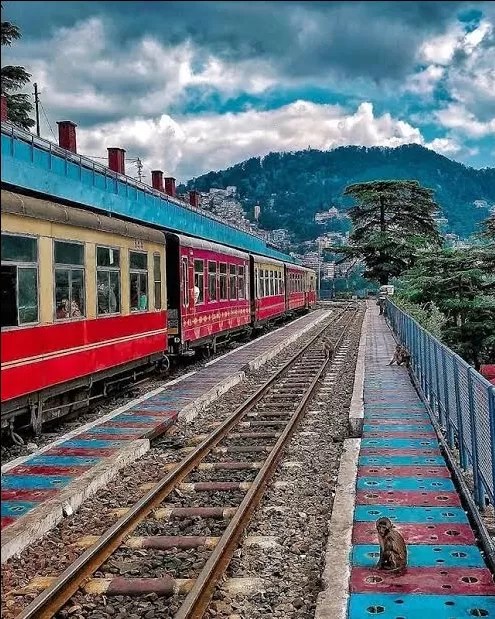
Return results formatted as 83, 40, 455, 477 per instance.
182, 144, 495, 241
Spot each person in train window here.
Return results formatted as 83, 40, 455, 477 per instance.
70, 299, 82, 317
194, 285, 200, 304
139, 293, 147, 310
56, 299, 70, 319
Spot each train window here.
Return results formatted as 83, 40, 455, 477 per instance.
1, 234, 39, 327
154, 254, 162, 310
237, 265, 245, 299
130, 250, 148, 311
194, 259, 204, 304
260, 269, 265, 298
97, 247, 121, 315
208, 261, 217, 301
229, 264, 237, 300
54, 240, 85, 320
219, 263, 227, 300
181, 256, 189, 307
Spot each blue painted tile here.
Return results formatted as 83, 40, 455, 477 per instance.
353, 544, 485, 568
362, 438, 438, 449
359, 456, 445, 466
21, 455, 101, 467
61, 440, 122, 448
363, 424, 433, 432
1, 501, 39, 517
354, 505, 469, 523
83, 426, 145, 434
357, 477, 455, 491
2, 475, 73, 490
348, 593, 495, 618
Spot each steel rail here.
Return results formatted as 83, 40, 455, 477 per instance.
174, 312, 356, 618
17, 304, 358, 619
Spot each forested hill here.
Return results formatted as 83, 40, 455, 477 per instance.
183, 145, 495, 241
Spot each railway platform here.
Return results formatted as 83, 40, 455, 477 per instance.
1, 308, 331, 563
317, 304, 495, 619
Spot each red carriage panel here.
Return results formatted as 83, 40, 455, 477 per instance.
175, 235, 251, 346
1, 311, 167, 402
252, 255, 285, 324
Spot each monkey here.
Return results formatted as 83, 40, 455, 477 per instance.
375, 517, 407, 573
322, 338, 335, 360
388, 344, 411, 368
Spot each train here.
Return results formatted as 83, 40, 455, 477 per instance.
1, 189, 316, 435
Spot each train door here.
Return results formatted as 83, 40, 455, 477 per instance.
249, 256, 256, 324
165, 234, 181, 350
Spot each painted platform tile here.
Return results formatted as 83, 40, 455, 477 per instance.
362, 438, 439, 449
354, 505, 469, 524
353, 544, 486, 568
359, 455, 445, 466
2, 501, 40, 518
355, 490, 461, 507
352, 522, 477, 546
348, 593, 495, 618
360, 448, 441, 457
357, 477, 455, 492
351, 566, 495, 595
1, 488, 60, 502
358, 466, 451, 477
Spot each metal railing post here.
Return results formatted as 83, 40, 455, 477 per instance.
489, 386, 495, 505
441, 347, 453, 448
453, 359, 467, 470
467, 368, 484, 508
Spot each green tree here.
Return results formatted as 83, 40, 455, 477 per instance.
331, 180, 442, 285
400, 248, 495, 369
1, 4, 35, 130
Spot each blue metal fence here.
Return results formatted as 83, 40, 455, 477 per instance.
386, 300, 495, 508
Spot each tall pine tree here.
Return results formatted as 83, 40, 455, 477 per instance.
1, 3, 35, 130
331, 180, 442, 284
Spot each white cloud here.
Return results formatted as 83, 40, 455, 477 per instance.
425, 137, 462, 155
419, 25, 463, 65
404, 65, 444, 95
436, 104, 495, 138
76, 101, 427, 180
7, 17, 277, 122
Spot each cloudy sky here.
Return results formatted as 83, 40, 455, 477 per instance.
3, 1, 494, 181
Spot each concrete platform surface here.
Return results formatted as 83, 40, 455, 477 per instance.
1, 309, 330, 562
316, 304, 495, 619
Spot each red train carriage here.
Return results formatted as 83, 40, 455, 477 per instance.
285, 263, 309, 312
251, 254, 286, 326
1, 191, 167, 432
306, 269, 317, 308
165, 234, 250, 354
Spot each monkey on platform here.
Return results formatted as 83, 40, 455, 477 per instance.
388, 344, 411, 368
376, 517, 407, 573
322, 338, 335, 360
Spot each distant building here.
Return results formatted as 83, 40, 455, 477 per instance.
254, 205, 261, 220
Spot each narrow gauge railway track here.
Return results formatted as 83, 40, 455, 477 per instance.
16, 305, 359, 619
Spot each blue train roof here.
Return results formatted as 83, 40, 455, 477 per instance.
0, 122, 299, 264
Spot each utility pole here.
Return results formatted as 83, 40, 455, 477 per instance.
136, 157, 143, 183
33, 83, 41, 137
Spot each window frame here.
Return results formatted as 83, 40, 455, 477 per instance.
96, 245, 121, 316
229, 263, 237, 300
153, 252, 162, 310
53, 239, 86, 321
1, 232, 39, 328
208, 260, 218, 302
194, 258, 205, 305
129, 249, 149, 312
219, 262, 228, 301
237, 264, 245, 300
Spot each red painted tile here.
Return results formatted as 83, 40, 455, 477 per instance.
352, 522, 476, 545
1, 488, 60, 502
364, 418, 429, 425
76, 432, 139, 441
356, 490, 461, 507
359, 466, 451, 478
360, 448, 441, 456
43, 447, 118, 457
351, 566, 495, 595
1, 517, 16, 529
6, 465, 89, 478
